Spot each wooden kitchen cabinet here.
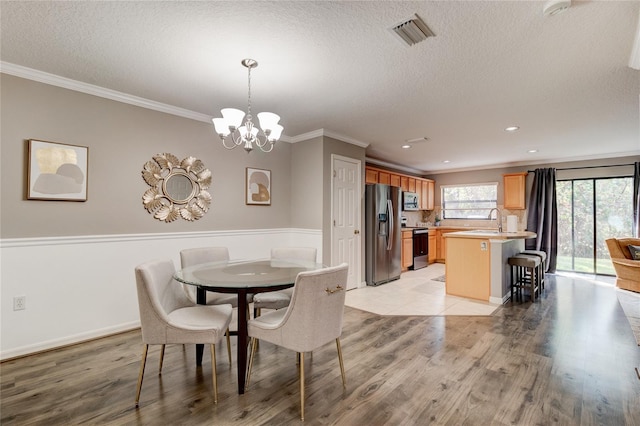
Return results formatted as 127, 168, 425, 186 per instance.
417, 178, 435, 210
400, 176, 409, 192
435, 229, 456, 263
365, 167, 436, 211
378, 171, 391, 185
365, 168, 378, 184
425, 180, 434, 210
428, 233, 436, 263
503, 172, 527, 209
402, 230, 413, 271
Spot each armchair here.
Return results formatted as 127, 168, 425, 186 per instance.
605, 238, 640, 293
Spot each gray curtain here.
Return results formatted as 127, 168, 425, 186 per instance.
634, 162, 640, 238
526, 168, 557, 273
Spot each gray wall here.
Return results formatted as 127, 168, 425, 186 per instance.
1, 74, 294, 238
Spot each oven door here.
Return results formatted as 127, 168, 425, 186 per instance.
412, 229, 429, 270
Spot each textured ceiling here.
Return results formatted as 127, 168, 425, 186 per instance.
1, 1, 639, 173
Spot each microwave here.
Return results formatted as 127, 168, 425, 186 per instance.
403, 191, 419, 211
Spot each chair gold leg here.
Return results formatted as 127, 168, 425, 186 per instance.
246, 338, 258, 387
226, 329, 232, 367
210, 344, 218, 403
135, 344, 148, 407
299, 352, 305, 421
158, 344, 165, 373
336, 338, 346, 388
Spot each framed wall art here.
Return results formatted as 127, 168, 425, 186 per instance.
246, 167, 271, 205
27, 139, 88, 201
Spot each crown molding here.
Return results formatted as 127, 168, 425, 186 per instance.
424, 150, 640, 175
1, 61, 213, 123
290, 128, 369, 148
365, 157, 425, 175
0, 62, 374, 148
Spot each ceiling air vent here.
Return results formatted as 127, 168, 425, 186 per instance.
389, 14, 435, 47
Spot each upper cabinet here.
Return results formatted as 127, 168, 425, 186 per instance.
366, 166, 435, 210
503, 172, 527, 209
365, 168, 378, 184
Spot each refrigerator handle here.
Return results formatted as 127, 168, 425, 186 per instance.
387, 199, 394, 251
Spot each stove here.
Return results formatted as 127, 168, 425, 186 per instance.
412, 228, 429, 270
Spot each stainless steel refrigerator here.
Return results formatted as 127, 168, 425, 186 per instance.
365, 183, 402, 286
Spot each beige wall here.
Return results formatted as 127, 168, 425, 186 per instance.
290, 137, 323, 229
1, 74, 294, 238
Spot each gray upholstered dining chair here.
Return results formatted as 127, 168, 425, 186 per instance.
246, 263, 349, 421
252, 247, 317, 317
180, 247, 253, 348
179, 247, 237, 305
134, 259, 233, 406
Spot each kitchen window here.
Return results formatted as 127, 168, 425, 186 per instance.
441, 183, 498, 219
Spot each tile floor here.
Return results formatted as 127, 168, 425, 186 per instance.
345, 263, 500, 316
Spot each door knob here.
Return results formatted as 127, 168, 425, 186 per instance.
354, 229, 360, 234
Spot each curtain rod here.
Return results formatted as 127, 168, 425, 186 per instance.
527, 163, 636, 173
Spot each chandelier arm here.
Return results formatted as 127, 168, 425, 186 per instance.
220, 132, 243, 150
258, 141, 275, 153
254, 132, 269, 148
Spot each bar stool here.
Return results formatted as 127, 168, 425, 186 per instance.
521, 250, 546, 290
508, 254, 541, 302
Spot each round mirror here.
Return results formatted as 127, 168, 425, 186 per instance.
163, 172, 196, 204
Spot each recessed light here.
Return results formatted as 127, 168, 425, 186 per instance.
443, 160, 450, 163
528, 149, 538, 153
402, 144, 411, 149
505, 126, 520, 132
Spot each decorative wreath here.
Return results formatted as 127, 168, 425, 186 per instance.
141, 153, 212, 222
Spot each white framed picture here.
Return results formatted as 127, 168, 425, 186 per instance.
246, 167, 271, 205
27, 139, 88, 201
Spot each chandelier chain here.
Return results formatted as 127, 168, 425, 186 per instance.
246, 64, 252, 120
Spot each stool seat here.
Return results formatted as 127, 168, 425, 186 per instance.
508, 254, 541, 303
520, 250, 547, 290
508, 254, 540, 268
521, 250, 546, 262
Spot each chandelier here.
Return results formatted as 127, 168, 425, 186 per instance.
212, 59, 284, 153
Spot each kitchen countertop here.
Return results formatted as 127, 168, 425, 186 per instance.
444, 230, 536, 240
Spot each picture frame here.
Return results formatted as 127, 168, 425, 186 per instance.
246, 167, 271, 205
27, 139, 88, 201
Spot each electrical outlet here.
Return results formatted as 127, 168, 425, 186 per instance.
13, 295, 26, 311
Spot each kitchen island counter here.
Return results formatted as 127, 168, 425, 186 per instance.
444, 230, 536, 303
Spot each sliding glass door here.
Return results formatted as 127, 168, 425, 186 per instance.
556, 177, 633, 275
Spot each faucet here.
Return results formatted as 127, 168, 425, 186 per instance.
488, 208, 502, 232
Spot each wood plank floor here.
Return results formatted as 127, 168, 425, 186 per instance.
2, 273, 639, 425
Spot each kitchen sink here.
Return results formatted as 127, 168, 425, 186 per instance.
467, 230, 502, 234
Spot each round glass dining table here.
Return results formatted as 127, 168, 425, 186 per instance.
174, 258, 324, 394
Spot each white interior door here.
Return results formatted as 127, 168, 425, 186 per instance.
331, 155, 362, 290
